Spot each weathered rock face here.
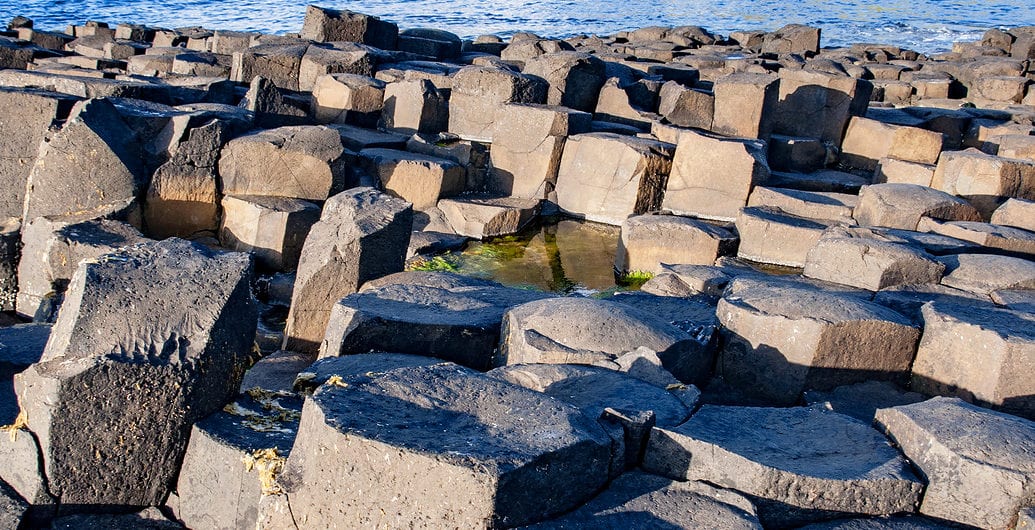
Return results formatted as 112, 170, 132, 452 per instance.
438, 195, 541, 239
218, 126, 351, 201
175, 389, 302, 530
990, 197, 1035, 232
918, 217, 1035, 257
283, 187, 412, 354
299, 42, 377, 94
910, 301, 1035, 419
358, 148, 465, 210
767, 134, 828, 174
874, 157, 937, 187
12, 238, 257, 509
555, 132, 674, 225
711, 72, 779, 140
448, 66, 547, 141
657, 81, 714, 130
0, 479, 28, 530
803, 231, 946, 291
525, 471, 762, 529
278, 359, 614, 528
773, 69, 871, 143
499, 297, 713, 384
397, 28, 462, 59
734, 206, 838, 268
876, 397, 1035, 530
615, 214, 738, 274
762, 24, 821, 55
0, 87, 79, 219
803, 380, 927, 424
662, 128, 769, 222
23, 98, 148, 223
747, 186, 857, 223
319, 272, 551, 370
310, 73, 385, 125
299, 6, 398, 50
853, 183, 982, 231
488, 103, 591, 199
522, 51, 606, 112
939, 253, 1035, 294
230, 42, 309, 91
0, 324, 50, 425
716, 279, 920, 404
931, 148, 1035, 218
16, 217, 147, 320
219, 195, 321, 271
840, 117, 944, 172
378, 78, 448, 135
644, 405, 922, 528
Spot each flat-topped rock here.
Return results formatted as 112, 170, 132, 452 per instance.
499, 297, 714, 384
911, 301, 1035, 419
803, 229, 945, 291
615, 214, 737, 274
841, 116, 944, 171
644, 405, 922, 527
716, 279, 920, 404
766, 169, 869, 194
358, 148, 465, 210
872, 283, 991, 325
932, 148, 1035, 218
448, 65, 547, 141
735, 206, 840, 268
437, 195, 541, 239
853, 183, 983, 230
319, 271, 551, 370
219, 195, 321, 271
278, 360, 613, 528
876, 397, 1035, 529
747, 186, 857, 223
918, 217, 1035, 256
640, 263, 742, 297
299, 6, 397, 49
991, 197, 1035, 231
939, 253, 1035, 294
526, 471, 762, 529
804, 381, 927, 423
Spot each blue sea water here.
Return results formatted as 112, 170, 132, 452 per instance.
2, 0, 1033, 54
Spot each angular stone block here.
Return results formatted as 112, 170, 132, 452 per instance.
873, 157, 937, 187
0, 479, 27, 530
298, 42, 376, 93
397, 28, 462, 59
663, 128, 769, 221
735, 206, 837, 268
447, 66, 547, 141
238, 76, 310, 129
768, 134, 828, 173
219, 195, 321, 271
767, 169, 868, 194
853, 183, 982, 231
875, 397, 1035, 529
657, 81, 714, 130
615, 214, 737, 274
319, 272, 549, 370
283, 188, 412, 354
16, 217, 147, 320
911, 302, 1035, 418
939, 253, 1035, 295
841, 117, 944, 172
747, 186, 857, 223
991, 198, 1035, 232
555, 133, 674, 226
279, 360, 613, 527
218, 126, 351, 201
762, 24, 821, 55
0, 323, 50, 426
931, 148, 1035, 218
13, 239, 257, 509
23, 98, 147, 222
716, 279, 920, 404
804, 380, 927, 424
378, 78, 448, 135
299, 6, 398, 50
918, 217, 1035, 256
487, 103, 591, 199
358, 148, 465, 210
774, 69, 871, 144
803, 231, 945, 291
711, 73, 779, 140
499, 297, 713, 384
522, 51, 606, 112
230, 42, 308, 91
310, 73, 385, 126
593, 77, 660, 130
644, 405, 922, 527
997, 134, 1035, 161
438, 195, 540, 239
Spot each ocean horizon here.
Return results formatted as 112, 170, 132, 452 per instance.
3, 0, 1034, 54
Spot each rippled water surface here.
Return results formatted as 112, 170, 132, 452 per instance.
4, 0, 1033, 53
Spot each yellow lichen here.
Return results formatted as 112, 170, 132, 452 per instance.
242, 448, 286, 495
1, 410, 27, 442
325, 375, 348, 388
665, 383, 687, 391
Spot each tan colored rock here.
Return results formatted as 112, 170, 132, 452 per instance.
716, 279, 920, 404
734, 206, 840, 267
841, 117, 944, 171
939, 253, 1035, 295
662, 129, 769, 221
379, 78, 448, 135
990, 198, 1035, 231
918, 217, 1035, 256
911, 301, 1035, 419
299, 5, 397, 49
853, 183, 982, 230
298, 42, 376, 93
555, 132, 674, 225
218, 126, 351, 201
657, 81, 714, 130
437, 195, 540, 239
972, 76, 1030, 103
767, 134, 828, 173
522, 51, 606, 112
310, 73, 385, 125
931, 148, 1035, 218
593, 77, 659, 130
747, 186, 857, 222
803, 230, 945, 291
996, 134, 1035, 161
711, 72, 779, 139
219, 195, 321, 271
358, 148, 465, 210
615, 214, 737, 274
873, 157, 937, 186
761, 24, 821, 55
767, 169, 869, 194
488, 103, 591, 199
640, 264, 737, 297
283, 188, 412, 353
447, 66, 546, 141
773, 68, 871, 143
230, 42, 308, 91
